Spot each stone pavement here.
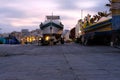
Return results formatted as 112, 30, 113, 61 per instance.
0, 43, 120, 80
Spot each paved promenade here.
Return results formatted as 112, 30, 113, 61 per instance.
0, 43, 120, 80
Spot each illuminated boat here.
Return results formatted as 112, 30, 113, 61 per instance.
40, 15, 64, 45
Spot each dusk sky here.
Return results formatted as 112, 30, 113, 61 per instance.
0, 0, 109, 33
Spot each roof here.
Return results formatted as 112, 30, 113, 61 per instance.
97, 17, 112, 23
84, 19, 112, 32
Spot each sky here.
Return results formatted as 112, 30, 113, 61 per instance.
0, 0, 110, 33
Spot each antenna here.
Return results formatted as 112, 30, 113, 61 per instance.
52, 12, 53, 21
50, 12, 53, 34
81, 9, 83, 20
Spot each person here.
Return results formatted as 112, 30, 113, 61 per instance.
60, 37, 64, 44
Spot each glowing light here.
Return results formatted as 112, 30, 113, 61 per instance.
39, 38, 41, 40
79, 31, 81, 33
45, 36, 50, 41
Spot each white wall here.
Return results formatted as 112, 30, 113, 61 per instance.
75, 22, 80, 38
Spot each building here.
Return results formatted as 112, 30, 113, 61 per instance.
30, 29, 42, 36
10, 31, 22, 42
21, 29, 42, 44
75, 20, 82, 38
62, 30, 70, 41
21, 29, 30, 37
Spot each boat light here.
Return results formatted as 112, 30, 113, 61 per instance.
45, 36, 50, 41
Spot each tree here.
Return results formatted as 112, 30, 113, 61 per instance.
105, 0, 112, 12
106, 0, 111, 7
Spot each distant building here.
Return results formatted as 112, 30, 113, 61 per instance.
20, 29, 42, 44
0, 29, 42, 44
21, 29, 29, 37
10, 31, 22, 41
0, 33, 9, 37
30, 29, 42, 36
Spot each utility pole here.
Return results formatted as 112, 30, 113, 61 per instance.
81, 9, 83, 20
50, 13, 53, 45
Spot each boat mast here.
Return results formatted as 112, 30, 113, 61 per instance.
50, 13, 53, 34
81, 9, 83, 20
49, 13, 53, 45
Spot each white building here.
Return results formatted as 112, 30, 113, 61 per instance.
30, 29, 42, 36
75, 20, 81, 38
0, 33, 9, 37
62, 30, 70, 41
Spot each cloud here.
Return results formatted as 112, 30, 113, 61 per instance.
55, 0, 79, 10
9, 18, 40, 27
76, 0, 109, 11
0, 0, 110, 33
0, 23, 19, 33
0, 7, 27, 18
0, 22, 39, 33
61, 16, 76, 20
55, 0, 109, 12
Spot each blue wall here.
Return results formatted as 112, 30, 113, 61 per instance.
112, 15, 120, 30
